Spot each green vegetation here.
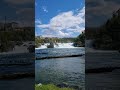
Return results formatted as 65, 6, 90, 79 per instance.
93, 8, 120, 50
86, 27, 98, 40
0, 32, 14, 52
74, 31, 85, 47
35, 32, 85, 48
0, 27, 34, 52
0, 29, 34, 41
35, 36, 75, 48
35, 84, 74, 90
86, 8, 120, 50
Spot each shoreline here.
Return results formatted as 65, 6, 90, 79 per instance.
35, 83, 83, 90
0, 72, 34, 80
0, 63, 33, 66
36, 54, 84, 60
86, 67, 120, 74
35, 84, 74, 90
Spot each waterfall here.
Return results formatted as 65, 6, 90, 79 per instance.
36, 43, 78, 49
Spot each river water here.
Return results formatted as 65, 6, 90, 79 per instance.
35, 48, 85, 89
0, 53, 34, 74
0, 53, 34, 90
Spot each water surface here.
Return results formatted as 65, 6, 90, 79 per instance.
35, 48, 85, 89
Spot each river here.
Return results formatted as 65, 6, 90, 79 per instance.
0, 53, 34, 90
35, 47, 85, 89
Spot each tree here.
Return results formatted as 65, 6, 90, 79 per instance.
74, 31, 85, 47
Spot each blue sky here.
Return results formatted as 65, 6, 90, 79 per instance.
35, 0, 85, 37
1, 0, 119, 34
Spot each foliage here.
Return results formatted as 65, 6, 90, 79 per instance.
0, 32, 14, 52
35, 37, 75, 48
35, 84, 74, 90
73, 31, 85, 47
93, 8, 120, 50
0, 27, 34, 52
35, 33, 85, 48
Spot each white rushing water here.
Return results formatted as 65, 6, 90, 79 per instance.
36, 43, 79, 49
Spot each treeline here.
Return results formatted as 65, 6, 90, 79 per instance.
0, 28, 34, 52
35, 37, 75, 48
0, 29, 34, 41
86, 27, 99, 40
35, 31, 85, 48
86, 8, 120, 50
93, 8, 120, 50
73, 31, 85, 47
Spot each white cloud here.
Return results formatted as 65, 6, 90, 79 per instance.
42, 6, 48, 13
86, 0, 120, 26
35, 19, 42, 24
87, 1, 120, 16
37, 7, 85, 37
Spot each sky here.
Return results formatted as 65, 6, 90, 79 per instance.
1, 0, 119, 34
0, 0, 34, 26
35, 0, 85, 37
86, 0, 120, 27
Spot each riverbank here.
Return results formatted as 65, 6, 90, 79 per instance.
0, 72, 34, 80
35, 84, 74, 90
0, 41, 34, 54
36, 54, 84, 60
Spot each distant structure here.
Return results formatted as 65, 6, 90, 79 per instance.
47, 42, 54, 48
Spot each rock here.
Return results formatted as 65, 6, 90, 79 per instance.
57, 82, 69, 88
47, 42, 54, 48
37, 83, 42, 86
27, 45, 35, 53
72, 85, 80, 90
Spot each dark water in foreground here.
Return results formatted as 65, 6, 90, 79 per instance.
0, 53, 34, 74
35, 48, 85, 89
0, 53, 34, 90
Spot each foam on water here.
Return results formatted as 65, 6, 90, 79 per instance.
36, 43, 78, 49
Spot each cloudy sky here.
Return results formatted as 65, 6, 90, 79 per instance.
86, 0, 120, 27
35, 0, 85, 37
0, 0, 34, 26
1, 0, 119, 36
